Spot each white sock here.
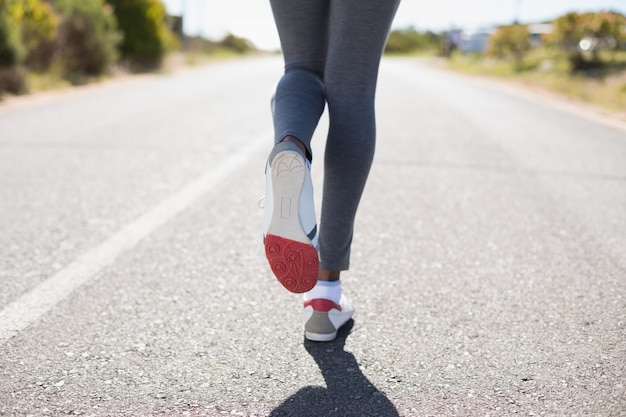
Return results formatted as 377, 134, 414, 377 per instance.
303, 280, 342, 304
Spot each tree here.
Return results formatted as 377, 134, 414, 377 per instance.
0, 0, 26, 67
487, 24, 531, 68
106, 0, 178, 69
0, 1, 25, 94
51, 0, 121, 78
581, 11, 626, 58
549, 12, 582, 51
13, 0, 59, 69
549, 11, 626, 71
12, 0, 58, 52
0, 0, 58, 94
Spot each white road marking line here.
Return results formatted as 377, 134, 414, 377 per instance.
0, 130, 270, 346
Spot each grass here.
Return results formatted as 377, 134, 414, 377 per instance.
12, 49, 258, 98
12, 46, 626, 119
165, 48, 251, 69
442, 48, 626, 115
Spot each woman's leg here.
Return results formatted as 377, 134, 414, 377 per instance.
269, 0, 329, 160
318, 0, 400, 273
265, 0, 332, 293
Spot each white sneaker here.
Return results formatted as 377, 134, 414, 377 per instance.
264, 142, 319, 293
303, 295, 354, 342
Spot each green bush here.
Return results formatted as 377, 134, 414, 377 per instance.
0, 0, 59, 71
0, 66, 26, 95
14, 0, 59, 70
487, 24, 531, 69
106, 0, 178, 69
0, 1, 30, 94
0, 1, 26, 66
51, 0, 121, 78
219, 33, 253, 54
385, 28, 442, 54
549, 11, 626, 71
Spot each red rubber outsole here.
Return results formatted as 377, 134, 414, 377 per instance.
265, 234, 319, 293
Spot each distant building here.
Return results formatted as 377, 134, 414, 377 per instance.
454, 23, 554, 54
459, 29, 494, 53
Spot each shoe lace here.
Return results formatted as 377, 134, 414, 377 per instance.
257, 196, 265, 209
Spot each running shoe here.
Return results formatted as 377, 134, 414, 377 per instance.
303, 295, 354, 342
264, 141, 319, 293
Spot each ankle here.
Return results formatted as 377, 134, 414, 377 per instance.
318, 269, 341, 281
304, 280, 342, 304
280, 135, 308, 159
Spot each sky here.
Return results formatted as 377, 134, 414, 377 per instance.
162, 0, 626, 50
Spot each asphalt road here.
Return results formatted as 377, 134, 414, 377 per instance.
0, 56, 625, 416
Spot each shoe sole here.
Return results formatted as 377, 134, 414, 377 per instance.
305, 330, 338, 342
265, 151, 319, 293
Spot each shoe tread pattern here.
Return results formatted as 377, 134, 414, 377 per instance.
265, 151, 318, 293
265, 235, 318, 293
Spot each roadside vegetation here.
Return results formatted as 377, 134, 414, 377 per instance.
0, 0, 255, 98
2, 2, 625, 113
386, 11, 626, 114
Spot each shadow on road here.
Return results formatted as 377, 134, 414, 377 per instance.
270, 320, 399, 417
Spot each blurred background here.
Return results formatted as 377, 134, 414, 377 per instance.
1, 0, 625, 112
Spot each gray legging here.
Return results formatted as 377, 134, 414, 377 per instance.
270, 0, 400, 271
